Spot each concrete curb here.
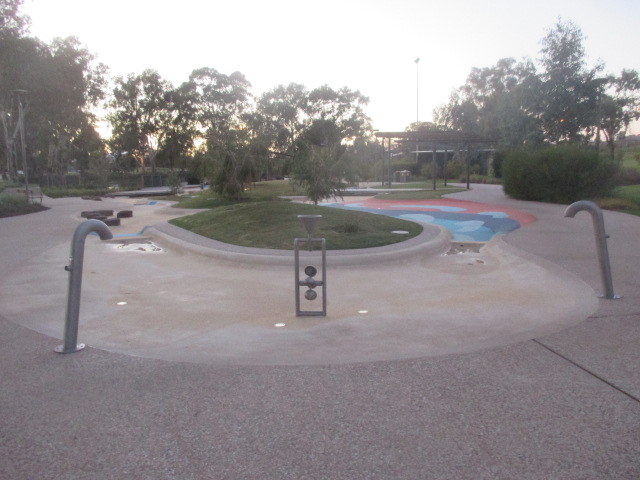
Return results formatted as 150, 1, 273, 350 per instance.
147, 221, 452, 266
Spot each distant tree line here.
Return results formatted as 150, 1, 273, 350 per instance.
0, 0, 377, 202
434, 19, 640, 160
2, 1, 638, 202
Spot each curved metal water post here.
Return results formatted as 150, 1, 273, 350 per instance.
55, 220, 113, 353
564, 200, 617, 299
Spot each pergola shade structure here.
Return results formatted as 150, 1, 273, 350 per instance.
374, 131, 497, 189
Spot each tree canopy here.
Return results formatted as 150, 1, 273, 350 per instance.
2, 0, 638, 197
434, 19, 639, 157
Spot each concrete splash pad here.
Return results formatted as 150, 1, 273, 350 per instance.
0, 220, 597, 365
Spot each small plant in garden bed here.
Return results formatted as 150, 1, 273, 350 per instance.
0, 192, 47, 218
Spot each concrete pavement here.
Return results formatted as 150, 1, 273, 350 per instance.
0, 186, 638, 479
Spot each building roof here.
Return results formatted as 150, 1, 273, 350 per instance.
374, 131, 496, 144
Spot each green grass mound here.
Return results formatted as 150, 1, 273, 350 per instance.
170, 200, 423, 250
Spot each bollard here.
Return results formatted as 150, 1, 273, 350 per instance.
564, 200, 618, 299
55, 220, 113, 353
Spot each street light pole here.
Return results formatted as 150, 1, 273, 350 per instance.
415, 58, 420, 124
14, 90, 29, 200
415, 58, 420, 168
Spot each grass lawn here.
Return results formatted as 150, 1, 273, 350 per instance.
171, 199, 423, 250
599, 184, 640, 216
170, 180, 425, 250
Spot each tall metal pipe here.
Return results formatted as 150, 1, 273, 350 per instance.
55, 220, 113, 353
564, 200, 617, 299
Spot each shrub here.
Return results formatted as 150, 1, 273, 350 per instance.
445, 159, 466, 180
0, 192, 46, 218
166, 171, 183, 194
420, 162, 442, 179
42, 187, 110, 198
492, 150, 508, 178
611, 167, 640, 186
503, 146, 616, 204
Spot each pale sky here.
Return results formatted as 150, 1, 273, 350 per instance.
23, 0, 640, 134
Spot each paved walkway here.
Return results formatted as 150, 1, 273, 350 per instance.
1, 185, 639, 479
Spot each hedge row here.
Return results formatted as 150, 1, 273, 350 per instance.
502, 146, 616, 204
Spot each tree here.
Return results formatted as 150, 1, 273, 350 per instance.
598, 70, 640, 160
188, 67, 251, 143
289, 85, 371, 203
254, 83, 308, 155
342, 136, 383, 182
185, 67, 256, 197
108, 70, 173, 176
434, 58, 543, 148
40, 37, 107, 176
0, 0, 29, 39
306, 85, 371, 141
0, 31, 106, 181
538, 19, 602, 143
155, 81, 199, 171
292, 120, 352, 205
248, 83, 308, 178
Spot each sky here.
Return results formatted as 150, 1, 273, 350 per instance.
22, 0, 640, 134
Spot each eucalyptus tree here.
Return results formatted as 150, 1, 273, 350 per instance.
108, 69, 173, 174
187, 67, 252, 144
0, 0, 29, 39
291, 119, 351, 204
291, 85, 372, 203
305, 85, 371, 142
598, 70, 640, 160
155, 81, 199, 171
254, 83, 308, 155
538, 19, 603, 144
184, 67, 256, 196
0, 30, 106, 180
41, 36, 107, 174
434, 58, 543, 148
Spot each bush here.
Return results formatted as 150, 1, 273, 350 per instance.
445, 159, 466, 180
42, 187, 110, 198
0, 192, 46, 218
420, 162, 442, 179
492, 150, 508, 178
611, 167, 640, 186
503, 146, 616, 204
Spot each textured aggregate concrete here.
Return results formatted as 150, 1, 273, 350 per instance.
1, 188, 639, 479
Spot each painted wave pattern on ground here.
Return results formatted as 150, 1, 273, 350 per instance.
321, 200, 530, 242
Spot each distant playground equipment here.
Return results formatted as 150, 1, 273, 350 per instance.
294, 215, 327, 317
564, 200, 618, 300
55, 220, 113, 354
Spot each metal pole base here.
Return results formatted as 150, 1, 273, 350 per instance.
54, 343, 85, 354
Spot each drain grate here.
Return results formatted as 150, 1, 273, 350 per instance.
445, 243, 484, 255
111, 241, 164, 253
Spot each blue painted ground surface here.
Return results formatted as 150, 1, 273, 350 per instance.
320, 202, 522, 242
